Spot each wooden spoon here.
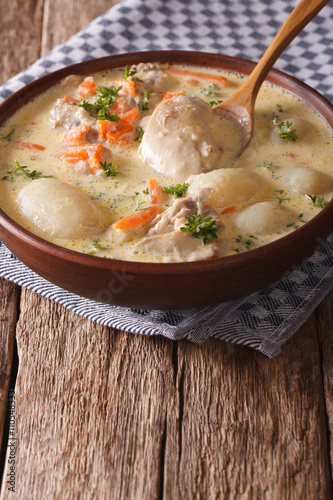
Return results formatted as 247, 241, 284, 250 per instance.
213, 0, 330, 155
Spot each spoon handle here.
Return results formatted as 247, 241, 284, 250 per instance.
227, 0, 330, 110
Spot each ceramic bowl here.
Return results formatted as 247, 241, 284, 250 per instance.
0, 51, 332, 309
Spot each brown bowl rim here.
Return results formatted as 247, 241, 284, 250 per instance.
0, 50, 333, 279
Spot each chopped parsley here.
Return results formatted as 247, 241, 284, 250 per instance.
163, 182, 189, 198
286, 213, 307, 230
124, 65, 138, 80
276, 103, 287, 113
180, 214, 218, 244
92, 239, 109, 251
1, 129, 15, 142
135, 200, 147, 212
201, 83, 220, 98
208, 100, 222, 107
99, 161, 122, 177
77, 85, 122, 118
76, 100, 96, 115
1, 160, 51, 181
134, 126, 144, 141
258, 161, 274, 169
273, 119, 298, 141
233, 234, 258, 253
139, 90, 150, 112
306, 194, 329, 209
96, 109, 119, 122
277, 196, 290, 204
142, 188, 149, 195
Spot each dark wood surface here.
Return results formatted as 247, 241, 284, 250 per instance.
0, 1, 333, 498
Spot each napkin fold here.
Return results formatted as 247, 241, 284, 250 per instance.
1, 0, 333, 357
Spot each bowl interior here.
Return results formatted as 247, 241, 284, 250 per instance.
0, 51, 333, 309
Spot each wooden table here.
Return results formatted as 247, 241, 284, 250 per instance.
0, 1, 333, 498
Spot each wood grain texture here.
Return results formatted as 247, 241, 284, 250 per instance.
1, 290, 332, 500
315, 289, 333, 480
2, 290, 173, 500
0, 279, 19, 457
164, 318, 332, 500
41, 0, 120, 54
1, 0, 44, 84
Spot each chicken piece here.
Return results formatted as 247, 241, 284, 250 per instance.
138, 95, 221, 180
131, 63, 169, 93
134, 188, 229, 262
147, 188, 217, 235
135, 229, 229, 262
49, 98, 97, 131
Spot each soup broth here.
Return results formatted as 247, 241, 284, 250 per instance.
0, 62, 332, 263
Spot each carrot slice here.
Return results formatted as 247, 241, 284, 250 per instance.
119, 107, 140, 125
185, 79, 199, 85
56, 150, 88, 163
17, 142, 46, 151
57, 144, 104, 167
221, 206, 237, 215
63, 125, 89, 143
109, 80, 136, 96
110, 97, 126, 115
78, 77, 97, 97
106, 123, 133, 143
112, 205, 159, 231
146, 178, 163, 205
165, 68, 228, 86
63, 95, 79, 103
161, 91, 185, 102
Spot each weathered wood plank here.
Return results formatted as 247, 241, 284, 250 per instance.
0, 279, 19, 460
164, 316, 332, 500
1, 290, 174, 500
41, 0, 120, 54
1, 0, 44, 84
315, 289, 333, 480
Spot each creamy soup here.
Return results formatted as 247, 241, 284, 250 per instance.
0, 62, 332, 263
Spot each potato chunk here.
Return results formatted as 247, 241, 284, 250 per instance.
283, 166, 333, 195
235, 201, 294, 235
188, 168, 261, 208
17, 178, 103, 239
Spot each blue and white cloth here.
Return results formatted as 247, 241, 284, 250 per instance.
1, 0, 333, 357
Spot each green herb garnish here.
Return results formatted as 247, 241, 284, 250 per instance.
1, 129, 15, 142
163, 182, 189, 198
208, 100, 222, 107
95, 85, 122, 110
142, 188, 149, 195
76, 100, 96, 115
273, 119, 298, 141
77, 85, 122, 118
139, 90, 150, 112
306, 194, 328, 209
180, 214, 218, 244
124, 65, 138, 80
233, 234, 258, 253
134, 126, 144, 141
286, 213, 307, 230
201, 83, 220, 98
99, 161, 122, 177
2, 160, 51, 181
258, 161, 274, 169
277, 197, 290, 204
92, 239, 109, 251
96, 109, 119, 122
135, 200, 147, 212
